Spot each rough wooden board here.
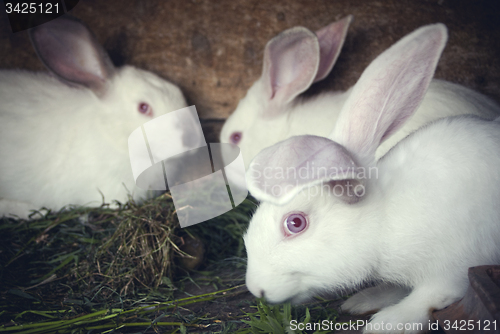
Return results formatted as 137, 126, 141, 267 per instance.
0, 0, 499, 134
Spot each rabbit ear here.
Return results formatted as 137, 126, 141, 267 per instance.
313, 15, 353, 83
330, 24, 448, 165
262, 27, 320, 112
29, 15, 115, 96
246, 135, 363, 205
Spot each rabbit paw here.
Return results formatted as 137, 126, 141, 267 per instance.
362, 305, 430, 334
360, 283, 463, 334
342, 284, 411, 315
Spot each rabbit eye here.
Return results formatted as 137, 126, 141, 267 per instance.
138, 102, 153, 117
230, 132, 242, 144
284, 213, 308, 235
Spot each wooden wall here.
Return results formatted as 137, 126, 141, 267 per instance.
1, 0, 499, 141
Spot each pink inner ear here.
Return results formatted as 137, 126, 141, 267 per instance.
314, 15, 353, 83
30, 16, 114, 95
262, 27, 320, 111
246, 135, 360, 204
329, 24, 448, 163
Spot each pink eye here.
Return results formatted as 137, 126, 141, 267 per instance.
230, 132, 242, 144
138, 102, 153, 116
284, 213, 308, 235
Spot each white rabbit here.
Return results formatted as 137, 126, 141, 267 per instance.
0, 16, 187, 218
219, 16, 500, 173
243, 23, 500, 334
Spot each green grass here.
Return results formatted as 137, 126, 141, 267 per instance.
0, 194, 342, 333
240, 299, 339, 334
0, 285, 247, 333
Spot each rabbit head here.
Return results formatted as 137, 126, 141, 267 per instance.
0, 15, 187, 218
29, 15, 187, 151
244, 23, 448, 303
220, 16, 352, 168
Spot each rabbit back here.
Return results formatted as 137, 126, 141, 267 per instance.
375, 79, 500, 158
375, 115, 500, 284
0, 69, 126, 212
0, 66, 186, 216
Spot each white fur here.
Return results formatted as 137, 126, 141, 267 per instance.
220, 20, 500, 170
245, 117, 500, 334
0, 18, 186, 218
243, 23, 500, 334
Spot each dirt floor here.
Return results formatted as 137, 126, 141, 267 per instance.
171, 268, 446, 334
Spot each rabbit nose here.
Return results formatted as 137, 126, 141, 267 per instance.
246, 283, 264, 298
253, 289, 265, 298
246, 276, 265, 298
